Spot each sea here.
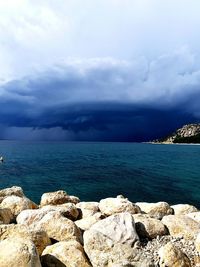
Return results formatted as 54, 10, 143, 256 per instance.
0, 141, 200, 207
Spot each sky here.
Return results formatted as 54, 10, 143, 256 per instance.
0, 0, 200, 141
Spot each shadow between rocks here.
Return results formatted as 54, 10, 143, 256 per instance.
41, 254, 66, 267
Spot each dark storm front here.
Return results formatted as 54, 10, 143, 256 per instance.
0, 141, 200, 207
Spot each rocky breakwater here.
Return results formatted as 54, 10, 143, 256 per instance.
0, 187, 200, 266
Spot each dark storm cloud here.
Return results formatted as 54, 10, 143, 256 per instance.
0, 52, 200, 141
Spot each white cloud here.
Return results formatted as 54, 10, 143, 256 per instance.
0, 0, 200, 83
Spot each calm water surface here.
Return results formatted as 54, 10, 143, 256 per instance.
0, 141, 200, 206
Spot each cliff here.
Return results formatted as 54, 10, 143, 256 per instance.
155, 123, 200, 144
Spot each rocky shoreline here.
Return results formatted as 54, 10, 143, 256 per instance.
0, 186, 200, 266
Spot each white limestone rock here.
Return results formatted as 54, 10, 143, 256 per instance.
0, 237, 41, 267
136, 201, 174, 219
76, 201, 99, 218
41, 240, 91, 267
159, 242, 191, 267
75, 212, 104, 231
162, 215, 200, 240
99, 197, 141, 216
133, 214, 168, 239
0, 224, 51, 255
40, 190, 80, 207
83, 212, 141, 266
171, 204, 198, 215
0, 195, 38, 217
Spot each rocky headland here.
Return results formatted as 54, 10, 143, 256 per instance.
154, 123, 200, 144
0, 186, 200, 266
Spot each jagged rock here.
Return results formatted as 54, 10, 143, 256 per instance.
76, 201, 99, 218
158, 242, 191, 267
0, 186, 24, 203
40, 190, 80, 207
0, 208, 13, 224
75, 212, 104, 231
84, 212, 142, 266
99, 197, 141, 216
0, 237, 41, 267
136, 202, 174, 219
133, 214, 168, 239
156, 123, 200, 144
171, 204, 198, 215
0, 195, 38, 217
17, 203, 79, 225
162, 215, 200, 240
41, 240, 91, 267
0, 224, 51, 255
186, 211, 200, 223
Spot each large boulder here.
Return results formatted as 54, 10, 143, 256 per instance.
162, 215, 200, 240
0, 186, 24, 203
0, 224, 51, 255
171, 204, 198, 215
18, 209, 81, 243
75, 212, 104, 231
17, 203, 79, 225
0, 237, 41, 267
40, 190, 80, 207
136, 202, 173, 220
133, 214, 168, 239
0, 208, 13, 224
99, 197, 140, 216
158, 242, 191, 267
84, 212, 143, 266
41, 240, 91, 267
76, 201, 99, 218
0, 195, 38, 217
33, 211, 82, 243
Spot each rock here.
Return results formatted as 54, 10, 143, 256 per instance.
40, 190, 80, 207
0, 237, 41, 267
195, 233, 200, 252
42, 203, 79, 220
34, 211, 82, 243
75, 212, 104, 231
0, 186, 24, 203
0, 224, 51, 255
171, 204, 198, 215
193, 256, 200, 267
158, 242, 191, 267
136, 202, 173, 219
84, 212, 142, 266
0, 208, 13, 224
67, 195, 80, 204
186, 211, 200, 223
133, 214, 168, 239
17, 203, 79, 225
99, 197, 141, 216
76, 201, 99, 218
0, 195, 38, 217
41, 240, 91, 267
162, 215, 200, 240
18, 209, 81, 242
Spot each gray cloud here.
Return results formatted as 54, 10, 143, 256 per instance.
0, 48, 200, 141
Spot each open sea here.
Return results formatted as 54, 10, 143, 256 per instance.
0, 141, 200, 207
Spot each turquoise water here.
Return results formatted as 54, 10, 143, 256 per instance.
0, 141, 200, 207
